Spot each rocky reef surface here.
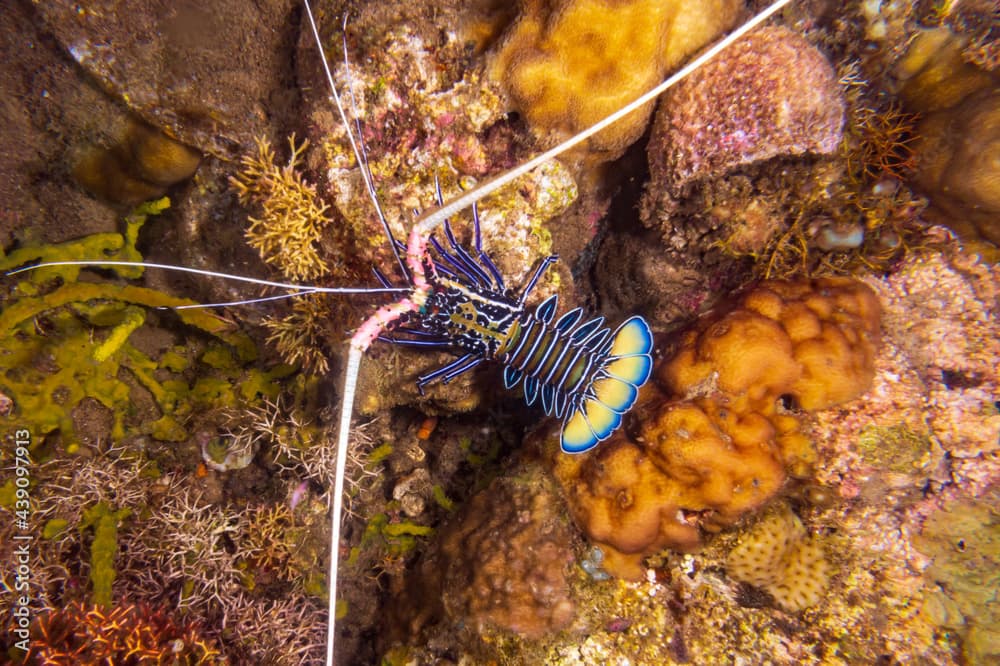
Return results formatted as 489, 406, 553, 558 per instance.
0, 0, 997, 664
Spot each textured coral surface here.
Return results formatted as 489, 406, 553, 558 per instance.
397, 465, 577, 643
549, 278, 882, 579
488, 0, 740, 160
644, 25, 845, 209
726, 502, 830, 612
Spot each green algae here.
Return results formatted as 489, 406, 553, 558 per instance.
361, 513, 434, 557
368, 442, 394, 464
856, 423, 934, 472
42, 518, 69, 540
432, 484, 455, 512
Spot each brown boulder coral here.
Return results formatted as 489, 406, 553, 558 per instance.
896, 27, 1000, 245
643, 25, 844, 216
395, 464, 576, 646
488, 0, 740, 161
601, 26, 846, 329
547, 278, 881, 579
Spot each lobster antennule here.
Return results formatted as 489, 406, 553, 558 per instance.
561, 316, 653, 453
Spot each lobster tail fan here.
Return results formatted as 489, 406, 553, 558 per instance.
560, 316, 653, 453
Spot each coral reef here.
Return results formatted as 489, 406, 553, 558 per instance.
25, 601, 220, 664
301, 1, 576, 291
487, 0, 740, 161
396, 464, 576, 645
5, 1, 999, 664
726, 502, 830, 613
896, 27, 1000, 245
914, 497, 1000, 665
548, 278, 881, 579
417, 241, 994, 665
600, 26, 849, 329
643, 25, 844, 220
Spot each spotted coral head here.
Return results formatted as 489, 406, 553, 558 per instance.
562, 316, 653, 453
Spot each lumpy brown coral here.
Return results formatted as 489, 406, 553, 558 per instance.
488, 0, 740, 161
644, 25, 844, 214
548, 278, 881, 579
397, 465, 576, 642
897, 27, 1000, 245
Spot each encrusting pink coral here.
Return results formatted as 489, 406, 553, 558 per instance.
643, 25, 844, 218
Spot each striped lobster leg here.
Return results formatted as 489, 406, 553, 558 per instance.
499, 294, 653, 453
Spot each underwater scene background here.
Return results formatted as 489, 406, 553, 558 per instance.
0, 0, 997, 663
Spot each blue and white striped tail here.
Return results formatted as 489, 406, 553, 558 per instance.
560, 316, 653, 453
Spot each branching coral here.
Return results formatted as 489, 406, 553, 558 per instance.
26, 601, 220, 665
263, 293, 334, 375
844, 102, 920, 184
230, 135, 335, 282
547, 278, 881, 579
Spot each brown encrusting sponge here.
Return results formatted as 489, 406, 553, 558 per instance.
548, 278, 880, 579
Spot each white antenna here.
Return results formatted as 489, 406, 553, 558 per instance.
6, 260, 407, 295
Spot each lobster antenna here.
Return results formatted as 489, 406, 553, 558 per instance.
169, 289, 323, 310
414, 0, 795, 236
326, 344, 361, 665
302, 1, 411, 281
6, 260, 407, 295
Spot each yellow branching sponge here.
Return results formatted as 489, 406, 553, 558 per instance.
726, 503, 830, 612
230, 136, 332, 282
548, 278, 880, 580
487, 0, 740, 160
